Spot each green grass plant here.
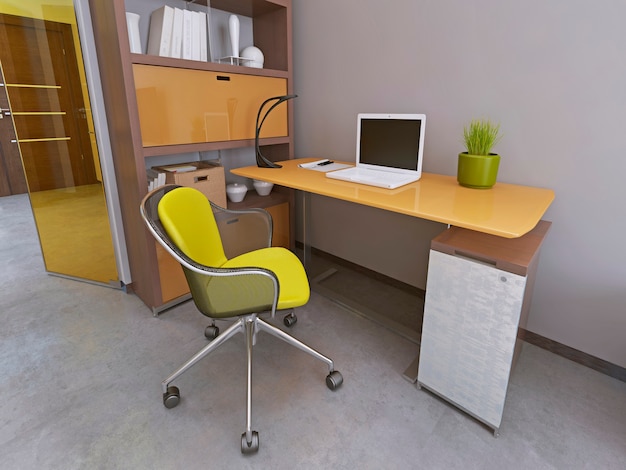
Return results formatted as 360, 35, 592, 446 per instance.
463, 119, 502, 156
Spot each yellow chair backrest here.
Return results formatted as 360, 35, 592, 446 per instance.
158, 187, 228, 268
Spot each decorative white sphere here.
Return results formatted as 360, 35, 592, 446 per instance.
241, 46, 264, 68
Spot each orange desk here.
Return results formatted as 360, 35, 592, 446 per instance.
232, 159, 554, 239
233, 158, 555, 382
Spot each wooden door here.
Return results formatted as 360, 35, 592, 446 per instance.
0, 13, 97, 192
0, 63, 27, 196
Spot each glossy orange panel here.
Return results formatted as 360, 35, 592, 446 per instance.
266, 202, 290, 248
133, 64, 288, 147
156, 243, 189, 302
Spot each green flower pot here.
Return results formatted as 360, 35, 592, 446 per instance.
457, 152, 500, 189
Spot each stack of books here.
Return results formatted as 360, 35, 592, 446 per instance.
147, 5, 210, 61
146, 168, 166, 191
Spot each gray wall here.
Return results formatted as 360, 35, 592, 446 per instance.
292, 0, 626, 368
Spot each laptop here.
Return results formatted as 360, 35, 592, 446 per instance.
326, 113, 426, 189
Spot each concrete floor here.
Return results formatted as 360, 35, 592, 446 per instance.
1, 193, 625, 469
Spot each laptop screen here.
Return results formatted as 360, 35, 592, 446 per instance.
357, 113, 426, 172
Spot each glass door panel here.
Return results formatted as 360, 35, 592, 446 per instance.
0, 2, 119, 286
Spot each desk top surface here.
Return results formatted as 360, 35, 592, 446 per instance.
231, 159, 555, 238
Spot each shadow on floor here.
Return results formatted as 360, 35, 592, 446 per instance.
307, 249, 425, 345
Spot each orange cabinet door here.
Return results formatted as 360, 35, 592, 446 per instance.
266, 202, 290, 248
156, 243, 189, 303
133, 64, 288, 147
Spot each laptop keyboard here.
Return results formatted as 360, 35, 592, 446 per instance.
351, 168, 408, 183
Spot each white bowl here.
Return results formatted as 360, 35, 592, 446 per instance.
226, 183, 247, 203
253, 179, 273, 196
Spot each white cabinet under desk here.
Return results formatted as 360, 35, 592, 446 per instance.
417, 220, 551, 436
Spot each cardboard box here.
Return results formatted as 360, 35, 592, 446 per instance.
155, 161, 227, 207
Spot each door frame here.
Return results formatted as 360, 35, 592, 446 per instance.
74, 0, 130, 284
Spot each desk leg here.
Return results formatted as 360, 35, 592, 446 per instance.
299, 188, 421, 384
403, 353, 420, 383
301, 191, 311, 268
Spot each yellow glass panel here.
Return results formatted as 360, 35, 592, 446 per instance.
133, 65, 288, 147
0, 4, 119, 286
29, 185, 118, 282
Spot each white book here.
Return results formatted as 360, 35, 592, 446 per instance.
191, 11, 202, 61
157, 172, 166, 188
198, 11, 208, 61
170, 8, 184, 59
205, 7, 214, 61
146, 169, 159, 190
147, 5, 174, 57
181, 9, 194, 60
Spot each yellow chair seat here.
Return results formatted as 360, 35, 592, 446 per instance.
223, 247, 310, 310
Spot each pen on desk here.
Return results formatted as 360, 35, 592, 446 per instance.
318, 160, 334, 166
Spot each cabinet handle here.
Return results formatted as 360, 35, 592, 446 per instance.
453, 249, 497, 266
194, 175, 208, 183
216, 75, 231, 81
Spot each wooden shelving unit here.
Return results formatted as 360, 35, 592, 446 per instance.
88, 0, 294, 312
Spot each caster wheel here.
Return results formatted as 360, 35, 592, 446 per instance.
163, 386, 180, 409
241, 431, 259, 454
326, 370, 343, 390
204, 325, 219, 340
283, 313, 297, 327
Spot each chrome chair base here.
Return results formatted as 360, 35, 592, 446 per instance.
161, 313, 343, 454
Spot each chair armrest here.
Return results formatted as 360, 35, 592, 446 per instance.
181, 256, 279, 318
188, 266, 278, 317
211, 202, 273, 258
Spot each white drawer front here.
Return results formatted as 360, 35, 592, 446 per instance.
418, 250, 526, 429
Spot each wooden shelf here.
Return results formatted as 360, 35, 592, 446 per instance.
142, 137, 290, 158
89, 0, 294, 311
181, 0, 288, 16
130, 53, 289, 78
210, 0, 288, 17
227, 186, 290, 210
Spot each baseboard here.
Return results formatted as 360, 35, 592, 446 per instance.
519, 329, 625, 383
303, 244, 625, 383
307, 245, 425, 298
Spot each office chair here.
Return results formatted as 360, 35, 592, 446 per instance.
140, 185, 343, 454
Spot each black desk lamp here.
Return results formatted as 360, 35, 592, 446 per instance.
255, 94, 298, 168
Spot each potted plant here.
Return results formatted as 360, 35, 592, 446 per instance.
457, 119, 502, 189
